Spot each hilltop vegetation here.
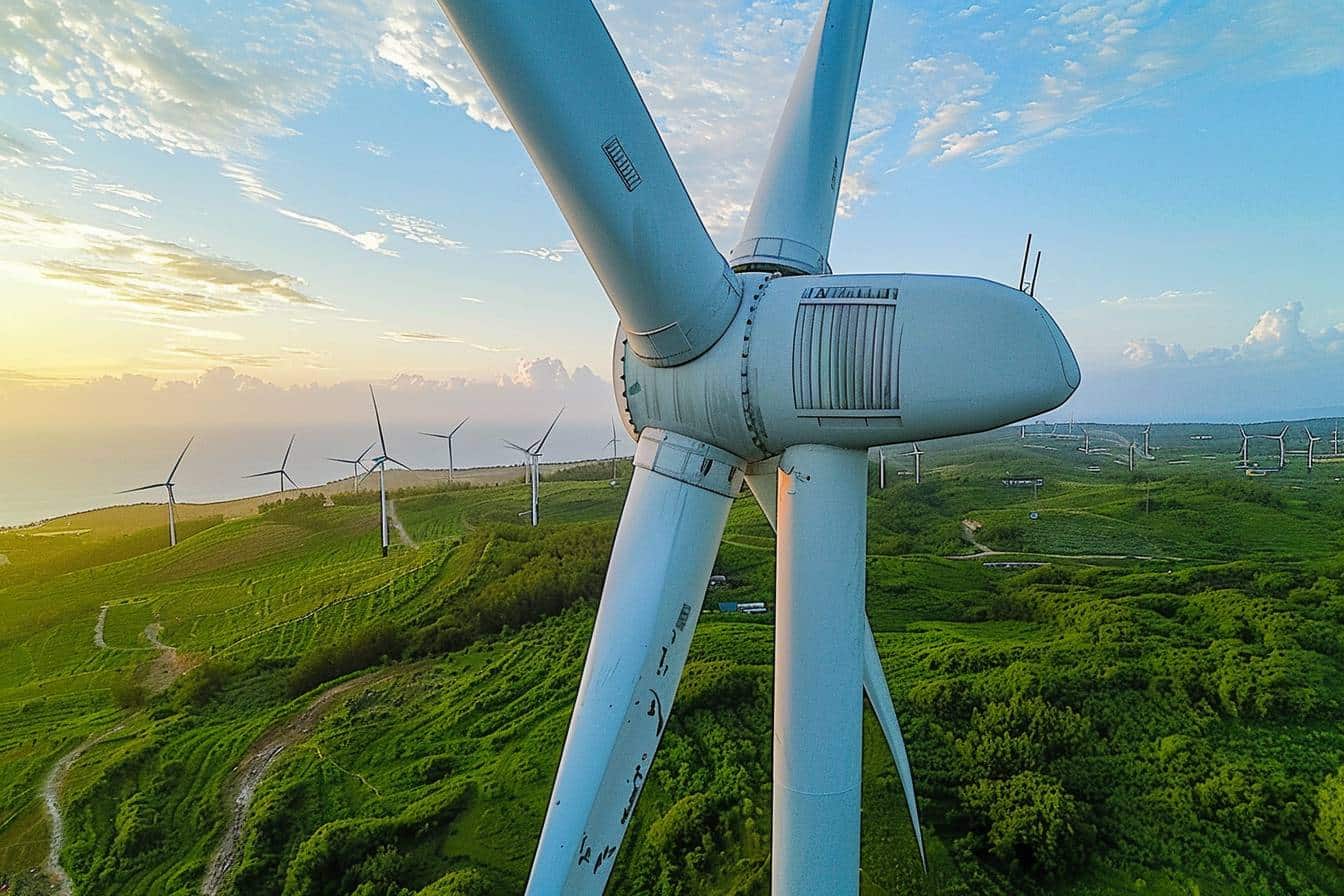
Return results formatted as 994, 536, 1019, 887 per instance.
1, 430, 1342, 894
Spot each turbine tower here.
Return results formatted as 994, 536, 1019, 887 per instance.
430, 1, 1079, 891
421, 417, 470, 482
327, 443, 375, 492
118, 437, 192, 547
877, 446, 887, 489
1128, 441, 1136, 472
363, 386, 411, 557
1304, 427, 1321, 470
904, 443, 924, 484
1080, 429, 1090, 453
1264, 424, 1290, 469
504, 408, 564, 526
245, 435, 299, 495
1142, 423, 1152, 456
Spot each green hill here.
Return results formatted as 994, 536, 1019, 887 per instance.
1, 433, 1342, 895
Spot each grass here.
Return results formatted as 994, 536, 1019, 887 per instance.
0, 431, 1341, 894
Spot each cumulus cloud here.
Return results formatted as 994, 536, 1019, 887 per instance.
0, 196, 334, 318
1122, 301, 1344, 367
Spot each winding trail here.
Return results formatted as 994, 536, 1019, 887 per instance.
201, 669, 396, 896
387, 500, 418, 549
44, 726, 123, 895
93, 605, 108, 649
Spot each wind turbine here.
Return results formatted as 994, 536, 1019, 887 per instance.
1237, 425, 1251, 466
904, 443, 924, 484
1079, 429, 1090, 453
1304, 427, 1321, 470
504, 408, 564, 526
363, 386, 411, 557
327, 443, 375, 492
603, 419, 621, 486
1142, 423, 1152, 457
431, 1, 1079, 891
1264, 424, 1290, 469
118, 438, 192, 547
1128, 441, 1137, 472
421, 417, 470, 482
245, 435, 299, 495
877, 446, 887, 489
1333, 422, 1340, 457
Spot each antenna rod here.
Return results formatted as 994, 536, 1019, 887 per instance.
1018, 233, 1032, 291
1029, 250, 1041, 297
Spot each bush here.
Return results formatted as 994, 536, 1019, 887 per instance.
287, 621, 406, 697
960, 771, 1094, 875
1317, 767, 1344, 864
174, 658, 238, 709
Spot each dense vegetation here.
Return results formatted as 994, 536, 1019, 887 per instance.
1, 427, 1342, 894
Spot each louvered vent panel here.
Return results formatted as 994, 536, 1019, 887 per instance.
792, 303, 900, 412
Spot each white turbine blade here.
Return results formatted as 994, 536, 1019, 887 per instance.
167, 436, 193, 482
729, 0, 874, 275
385, 456, 413, 472
532, 406, 565, 454
434, 0, 741, 366
450, 416, 470, 437
370, 385, 388, 455
118, 483, 166, 494
527, 430, 742, 893
862, 623, 926, 871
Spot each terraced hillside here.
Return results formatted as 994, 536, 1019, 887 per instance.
1, 436, 1342, 895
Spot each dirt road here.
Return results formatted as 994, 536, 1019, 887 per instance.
44, 726, 123, 895
200, 669, 395, 895
387, 500, 418, 549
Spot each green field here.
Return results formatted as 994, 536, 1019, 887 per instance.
1, 429, 1342, 895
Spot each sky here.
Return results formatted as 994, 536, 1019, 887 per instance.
1, 0, 1343, 464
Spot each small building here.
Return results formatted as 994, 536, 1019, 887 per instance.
708, 574, 728, 588
1002, 478, 1045, 488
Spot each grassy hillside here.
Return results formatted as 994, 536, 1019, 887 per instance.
1, 429, 1342, 895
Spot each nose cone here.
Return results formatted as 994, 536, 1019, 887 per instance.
1036, 300, 1081, 400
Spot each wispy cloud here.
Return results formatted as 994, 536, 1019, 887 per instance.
276, 208, 397, 257
0, 196, 334, 319
500, 242, 577, 263
382, 330, 517, 353
1102, 289, 1213, 307
459, 296, 484, 304
356, 140, 390, 158
93, 202, 151, 221
368, 208, 464, 250
221, 163, 281, 202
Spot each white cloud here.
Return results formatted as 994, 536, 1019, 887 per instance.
93, 182, 158, 204
1122, 337, 1189, 366
368, 208, 464, 250
276, 207, 397, 257
381, 330, 517, 353
0, 195, 334, 318
356, 140, 390, 158
501, 243, 578, 263
93, 202, 151, 220
459, 296, 484, 304
221, 163, 281, 202
1101, 288, 1212, 306
1122, 301, 1344, 366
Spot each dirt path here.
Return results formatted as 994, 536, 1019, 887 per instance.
93, 605, 109, 649
960, 519, 993, 554
201, 669, 395, 895
387, 500, 417, 549
143, 622, 192, 693
44, 726, 123, 895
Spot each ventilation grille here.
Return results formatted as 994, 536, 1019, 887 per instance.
602, 136, 642, 192
792, 302, 900, 413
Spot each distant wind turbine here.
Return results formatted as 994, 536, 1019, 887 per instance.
1262, 424, 1290, 469
362, 386, 412, 557
504, 408, 564, 526
1237, 425, 1251, 466
245, 435, 299, 495
421, 417, 469, 482
327, 443, 375, 492
1142, 423, 1152, 457
119, 437, 192, 547
1304, 427, 1321, 470
604, 419, 620, 486
903, 443, 924, 484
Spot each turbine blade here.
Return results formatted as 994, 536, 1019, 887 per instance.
450, 416, 470, 437
729, 0, 874, 276
502, 439, 530, 453
434, 0, 741, 366
527, 433, 741, 893
386, 456, 413, 471
863, 621, 926, 871
533, 406, 565, 454
357, 442, 376, 464
370, 385, 387, 455
118, 483, 166, 494
283, 471, 300, 489
242, 470, 283, 479
420, 432, 449, 439
282, 434, 295, 469
326, 457, 355, 464
167, 436, 193, 482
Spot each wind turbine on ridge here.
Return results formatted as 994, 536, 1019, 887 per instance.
245, 435, 299, 495
1263, 424, 1290, 469
430, 0, 1078, 890
603, 419, 620, 486
421, 417, 469, 482
903, 443, 924, 484
1237, 425, 1251, 467
1303, 427, 1321, 470
327, 443, 375, 492
362, 386, 411, 557
118, 437, 192, 547
504, 408, 564, 526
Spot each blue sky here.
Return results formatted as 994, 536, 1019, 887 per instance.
1, 0, 1342, 429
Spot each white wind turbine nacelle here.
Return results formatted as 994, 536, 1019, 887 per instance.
432, 1, 1079, 893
